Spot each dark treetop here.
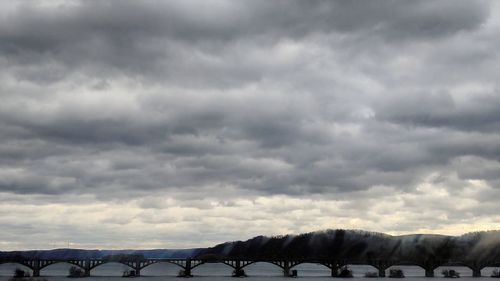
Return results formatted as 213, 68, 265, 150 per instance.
198, 229, 500, 262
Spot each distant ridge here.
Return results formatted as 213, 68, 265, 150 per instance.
0, 248, 203, 259
2, 229, 500, 261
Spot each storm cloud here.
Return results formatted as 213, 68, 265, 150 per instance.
1, 0, 500, 249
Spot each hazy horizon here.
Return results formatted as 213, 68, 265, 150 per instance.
1, 228, 499, 251
1, 0, 500, 250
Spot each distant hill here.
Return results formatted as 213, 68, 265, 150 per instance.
0, 248, 203, 259
2, 229, 500, 262
198, 229, 500, 262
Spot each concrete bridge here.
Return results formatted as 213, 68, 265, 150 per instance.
1, 257, 500, 277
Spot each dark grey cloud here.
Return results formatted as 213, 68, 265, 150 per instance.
0, 0, 499, 248
375, 91, 500, 133
0, 0, 490, 85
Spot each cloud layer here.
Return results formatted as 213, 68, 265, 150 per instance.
1, 0, 500, 249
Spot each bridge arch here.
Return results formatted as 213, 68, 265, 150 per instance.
238, 260, 306, 270
290, 262, 332, 276
139, 260, 187, 270
390, 261, 427, 270
39, 261, 85, 276
0, 261, 33, 269
40, 261, 85, 271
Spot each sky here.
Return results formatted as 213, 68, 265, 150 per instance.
1, 0, 500, 250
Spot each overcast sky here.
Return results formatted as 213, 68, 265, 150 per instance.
1, 0, 500, 250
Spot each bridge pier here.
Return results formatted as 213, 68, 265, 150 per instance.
331, 264, 338, 277
32, 268, 40, 277
232, 260, 246, 277
84, 259, 91, 277
33, 259, 40, 277
178, 258, 193, 277
283, 261, 291, 277
472, 268, 481, 277
132, 261, 141, 277
378, 268, 386, 277
425, 268, 434, 277
134, 266, 141, 277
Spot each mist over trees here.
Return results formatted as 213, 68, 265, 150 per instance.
1, 229, 500, 263
198, 229, 500, 262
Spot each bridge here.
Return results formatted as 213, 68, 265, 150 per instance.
1, 257, 500, 277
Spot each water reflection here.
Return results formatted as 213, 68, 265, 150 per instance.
140, 262, 181, 276
385, 265, 424, 277
242, 262, 282, 276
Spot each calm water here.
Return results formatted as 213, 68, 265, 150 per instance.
1, 263, 499, 281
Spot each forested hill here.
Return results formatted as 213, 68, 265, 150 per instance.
197, 229, 500, 262
2, 230, 500, 261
